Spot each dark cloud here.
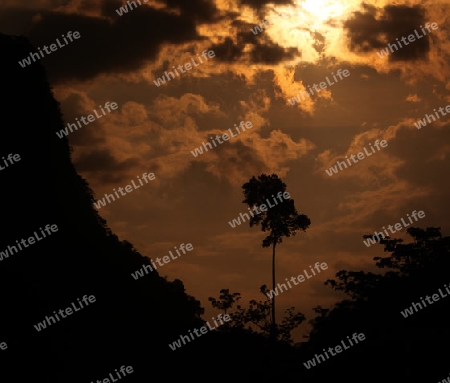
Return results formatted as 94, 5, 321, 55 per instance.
209, 37, 243, 62
240, 0, 292, 8
5, 0, 293, 82
0, 9, 39, 35
101, 0, 124, 18
390, 122, 450, 190
74, 148, 141, 184
311, 31, 326, 54
164, 0, 219, 22
78, 0, 99, 13
24, 8, 199, 84
210, 26, 299, 64
50, 0, 72, 6
15, 0, 222, 84
344, 4, 430, 61
250, 42, 297, 64
210, 140, 268, 180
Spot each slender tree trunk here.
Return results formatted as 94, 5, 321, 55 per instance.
271, 240, 276, 341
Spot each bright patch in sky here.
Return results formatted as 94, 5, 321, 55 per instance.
301, 0, 348, 22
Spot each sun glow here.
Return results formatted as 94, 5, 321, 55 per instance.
301, 0, 347, 22
261, 0, 361, 64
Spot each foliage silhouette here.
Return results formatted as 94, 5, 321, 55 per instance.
208, 288, 242, 314
310, 227, 450, 335
304, 227, 450, 383
209, 286, 305, 343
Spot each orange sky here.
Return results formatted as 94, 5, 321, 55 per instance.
3, 0, 450, 340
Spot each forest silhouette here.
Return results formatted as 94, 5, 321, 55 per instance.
1, 33, 449, 382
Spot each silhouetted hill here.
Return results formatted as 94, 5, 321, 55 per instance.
0, 33, 209, 382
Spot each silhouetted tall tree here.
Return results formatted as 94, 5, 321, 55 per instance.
241, 174, 311, 340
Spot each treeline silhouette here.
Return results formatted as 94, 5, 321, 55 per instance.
0, 33, 448, 382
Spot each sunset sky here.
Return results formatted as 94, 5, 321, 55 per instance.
3, 0, 450, 340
